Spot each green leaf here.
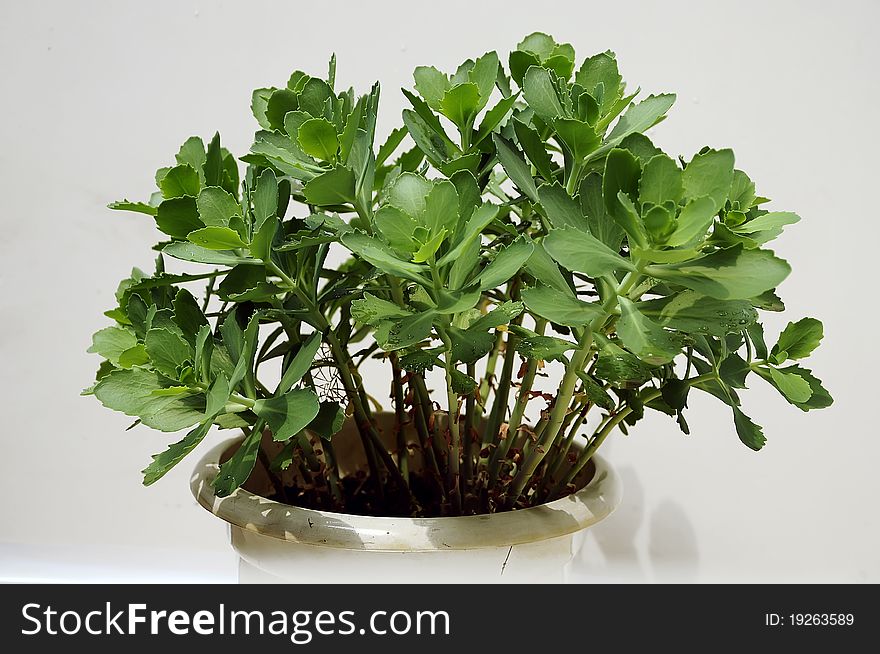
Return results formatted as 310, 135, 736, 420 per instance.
437, 203, 498, 267
594, 339, 654, 384
374, 311, 435, 351
619, 133, 662, 164
603, 148, 646, 247
467, 301, 524, 332
732, 405, 765, 451
422, 180, 460, 234
204, 133, 223, 187
413, 66, 450, 111
538, 183, 587, 231
579, 173, 624, 250
145, 328, 193, 379
637, 291, 757, 336
375, 206, 418, 252
248, 130, 321, 180
187, 226, 248, 250
228, 312, 261, 391
194, 325, 212, 381
616, 297, 684, 364
474, 93, 519, 147
173, 288, 208, 338
524, 238, 572, 295
479, 236, 534, 291
220, 313, 244, 362
664, 196, 717, 247
469, 51, 500, 106
142, 419, 212, 486
450, 369, 478, 395
775, 365, 833, 411
647, 246, 791, 300
253, 168, 279, 232
155, 197, 202, 239
718, 353, 750, 389
638, 154, 682, 206
682, 148, 734, 209
308, 402, 346, 441
204, 373, 231, 417
278, 332, 322, 394
108, 200, 157, 216
196, 187, 240, 227
513, 118, 554, 181
575, 52, 622, 112
351, 292, 413, 325
88, 326, 137, 366
440, 82, 481, 127
302, 166, 357, 206
298, 77, 333, 117
602, 94, 676, 154
508, 50, 540, 87
771, 317, 823, 362
212, 424, 261, 497
747, 322, 769, 360
341, 232, 429, 284
554, 118, 600, 161
118, 344, 149, 368
521, 285, 602, 326
515, 333, 576, 362
400, 350, 441, 373
387, 172, 432, 216
249, 216, 278, 261
263, 88, 299, 131
492, 134, 538, 201
253, 389, 321, 442
522, 66, 565, 123
401, 109, 452, 166
298, 118, 339, 161
175, 136, 207, 180
544, 227, 636, 277
376, 126, 407, 167
412, 228, 448, 263
449, 326, 496, 364
576, 371, 616, 410
735, 211, 800, 234
643, 204, 677, 245
163, 241, 253, 266
758, 366, 813, 403
159, 164, 201, 199
94, 368, 205, 432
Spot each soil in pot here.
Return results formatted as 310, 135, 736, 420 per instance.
222, 412, 596, 519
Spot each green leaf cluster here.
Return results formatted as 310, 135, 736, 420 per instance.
91, 36, 831, 515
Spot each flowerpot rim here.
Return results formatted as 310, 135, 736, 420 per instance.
190, 436, 622, 552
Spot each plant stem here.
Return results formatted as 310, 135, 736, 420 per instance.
438, 326, 462, 515
478, 331, 504, 409
412, 373, 445, 473
488, 319, 546, 486
321, 437, 344, 508
552, 372, 719, 496
542, 400, 592, 497
461, 362, 476, 499
504, 328, 593, 508
390, 352, 409, 482
409, 375, 446, 502
565, 160, 585, 195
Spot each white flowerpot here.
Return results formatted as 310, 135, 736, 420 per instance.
190, 417, 621, 584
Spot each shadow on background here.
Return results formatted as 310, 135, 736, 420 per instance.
568, 466, 700, 582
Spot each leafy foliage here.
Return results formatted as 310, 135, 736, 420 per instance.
87, 35, 831, 517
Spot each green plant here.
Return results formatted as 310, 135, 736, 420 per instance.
85, 33, 831, 517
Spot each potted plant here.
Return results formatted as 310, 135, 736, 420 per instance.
85, 33, 832, 583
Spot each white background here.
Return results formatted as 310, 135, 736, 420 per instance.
1, 0, 878, 583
